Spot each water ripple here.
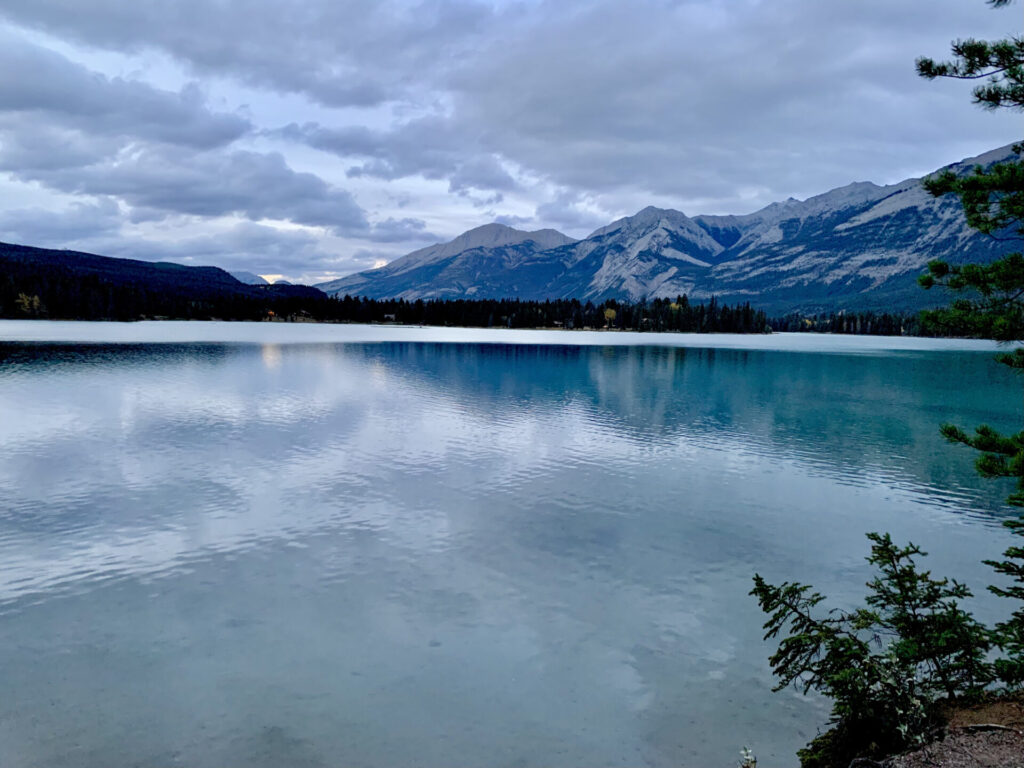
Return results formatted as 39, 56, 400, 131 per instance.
0, 328, 1019, 768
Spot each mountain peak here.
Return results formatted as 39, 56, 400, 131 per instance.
941, 142, 1019, 175
635, 205, 688, 220
316, 221, 575, 294
461, 222, 518, 238
588, 205, 692, 239
447, 222, 573, 252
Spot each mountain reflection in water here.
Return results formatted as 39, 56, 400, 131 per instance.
0, 328, 1018, 768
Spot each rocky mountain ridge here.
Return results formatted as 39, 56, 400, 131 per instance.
318, 145, 1019, 313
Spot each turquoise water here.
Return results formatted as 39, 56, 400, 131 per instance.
0, 321, 1020, 767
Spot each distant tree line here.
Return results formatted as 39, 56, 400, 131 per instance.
0, 269, 326, 322
0, 259, 974, 338
769, 311, 924, 336
330, 295, 770, 333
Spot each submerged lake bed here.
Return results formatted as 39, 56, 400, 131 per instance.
0, 321, 1019, 768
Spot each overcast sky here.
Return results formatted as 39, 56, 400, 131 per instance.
0, 0, 1019, 283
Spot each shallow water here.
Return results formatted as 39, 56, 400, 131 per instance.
0, 321, 1020, 767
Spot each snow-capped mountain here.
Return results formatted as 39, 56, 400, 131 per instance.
318, 145, 1019, 312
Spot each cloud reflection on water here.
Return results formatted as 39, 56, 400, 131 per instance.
0, 337, 1020, 768
0, 341, 1016, 604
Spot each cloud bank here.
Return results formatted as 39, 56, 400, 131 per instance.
0, 0, 1018, 281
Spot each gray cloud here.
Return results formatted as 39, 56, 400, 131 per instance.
448, 156, 515, 195
0, 120, 123, 173
492, 213, 532, 228
0, 202, 347, 277
535, 192, 609, 235
0, 0, 1020, 278
442, 0, 1020, 210
108, 223, 357, 276
0, 0, 494, 108
0, 35, 376, 247
0, 34, 250, 148
80, 223, 376, 283
282, 118, 517, 195
0, 198, 123, 245
0, 189, 434, 284
0, 202, 358, 279
367, 217, 439, 243
265, 0, 1019, 218
0, 120, 369, 234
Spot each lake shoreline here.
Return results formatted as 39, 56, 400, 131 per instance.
0, 319, 1006, 353
2, 313, 991, 344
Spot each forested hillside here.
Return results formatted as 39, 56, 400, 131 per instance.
0, 242, 328, 321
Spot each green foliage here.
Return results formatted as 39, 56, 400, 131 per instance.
924, 354, 1024, 691
939, 423, 1024, 505
921, 145, 1024, 235
14, 292, 44, 317
984, 517, 1024, 687
917, 144, 1024, 342
916, 0, 1024, 111
916, 144, 1024, 338
917, 0, 1024, 343
752, 535, 992, 767
862, 534, 992, 699
919, 255, 1024, 340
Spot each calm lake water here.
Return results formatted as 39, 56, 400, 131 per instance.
0, 320, 1021, 768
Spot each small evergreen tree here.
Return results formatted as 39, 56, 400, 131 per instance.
752, 534, 991, 768
985, 517, 1024, 688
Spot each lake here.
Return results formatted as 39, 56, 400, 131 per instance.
0, 320, 1020, 768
